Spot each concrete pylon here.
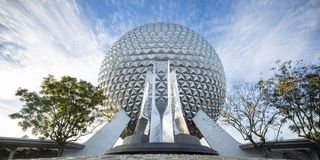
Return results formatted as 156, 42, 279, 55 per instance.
193, 110, 262, 158
63, 110, 129, 157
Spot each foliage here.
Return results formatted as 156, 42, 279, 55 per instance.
9, 75, 106, 156
221, 82, 282, 156
101, 105, 119, 122
265, 60, 320, 146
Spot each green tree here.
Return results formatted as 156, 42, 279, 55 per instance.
221, 82, 282, 157
265, 60, 320, 146
10, 75, 106, 156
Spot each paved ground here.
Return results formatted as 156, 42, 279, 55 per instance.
15, 154, 281, 160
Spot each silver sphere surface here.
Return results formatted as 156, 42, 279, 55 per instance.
98, 22, 226, 121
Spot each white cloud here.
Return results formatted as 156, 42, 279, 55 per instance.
0, 0, 115, 138
0, 0, 115, 100
0, 0, 319, 142
214, 0, 320, 86
203, 0, 320, 142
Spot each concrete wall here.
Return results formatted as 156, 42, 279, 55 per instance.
63, 110, 129, 157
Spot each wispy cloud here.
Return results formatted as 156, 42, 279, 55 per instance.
0, 0, 114, 102
0, 0, 319, 140
214, 0, 320, 85
86, 0, 320, 87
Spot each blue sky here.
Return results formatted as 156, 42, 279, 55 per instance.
0, 0, 319, 142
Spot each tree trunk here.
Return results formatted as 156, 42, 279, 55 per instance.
58, 143, 65, 157
264, 148, 269, 158
260, 139, 268, 158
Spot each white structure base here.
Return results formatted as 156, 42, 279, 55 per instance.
64, 110, 262, 158
63, 110, 129, 157
193, 110, 262, 158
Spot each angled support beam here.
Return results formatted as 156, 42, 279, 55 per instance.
193, 110, 262, 158
63, 110, 130, 157
8, 147, 17, 160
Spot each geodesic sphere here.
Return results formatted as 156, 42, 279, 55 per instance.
98, 22, 226, 121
